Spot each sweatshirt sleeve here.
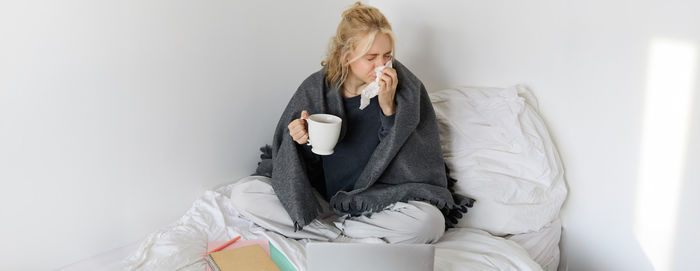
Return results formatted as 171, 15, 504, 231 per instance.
378, 112, 396, 141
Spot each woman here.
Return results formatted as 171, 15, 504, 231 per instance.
233, 2, 471, 244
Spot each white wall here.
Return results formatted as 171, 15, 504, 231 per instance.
370, 0, 700, 270
0, 0, 354, 269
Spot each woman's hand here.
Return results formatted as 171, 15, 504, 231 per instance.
288, 110, 310, 144
377, 67, 398, 116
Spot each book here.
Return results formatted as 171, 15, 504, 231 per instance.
205, 239, 272, 271
205, 238, 299, 271
204, 244, 280, 271
269, 241, 296, 271
206, 239, 272, 255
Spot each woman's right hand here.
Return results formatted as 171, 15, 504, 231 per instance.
288, 110, 310, 144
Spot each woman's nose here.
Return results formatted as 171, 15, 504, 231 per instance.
373, 58, 386, 68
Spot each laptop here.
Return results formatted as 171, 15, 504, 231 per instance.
306, 242, 435, 271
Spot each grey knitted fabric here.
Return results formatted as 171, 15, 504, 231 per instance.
263, 60, 472, 230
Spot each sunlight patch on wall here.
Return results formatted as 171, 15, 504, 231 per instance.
635, 38, 697, 271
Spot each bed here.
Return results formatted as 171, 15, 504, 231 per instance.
61, 85, 567, 271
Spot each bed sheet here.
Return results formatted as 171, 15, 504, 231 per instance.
116, 176, 542, 271
507, 219, 562, 271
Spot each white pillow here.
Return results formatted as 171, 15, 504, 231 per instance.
430, 85, 567, 235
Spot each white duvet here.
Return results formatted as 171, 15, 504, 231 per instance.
123, 176, 542, 271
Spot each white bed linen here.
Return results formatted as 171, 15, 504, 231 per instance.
435, 227, 542, 271
117, 177, 542, 271
506, 219, 562, 271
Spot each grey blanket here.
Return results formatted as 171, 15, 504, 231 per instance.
256, 60, 473, 231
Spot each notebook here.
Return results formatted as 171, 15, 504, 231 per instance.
206, 239, 272, 256
306, 243, 435, 271
205, 245, 280, 271
205, 239, 296, 271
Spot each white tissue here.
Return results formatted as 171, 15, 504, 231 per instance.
359, 60, 393, 110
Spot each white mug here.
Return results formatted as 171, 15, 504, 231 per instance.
306, 114, 342, 155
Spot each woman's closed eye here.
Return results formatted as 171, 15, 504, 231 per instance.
367, 54, 391, 61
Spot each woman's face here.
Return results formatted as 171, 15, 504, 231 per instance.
346, 33, 393, 85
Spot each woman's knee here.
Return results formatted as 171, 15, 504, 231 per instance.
407, 201, 445, 243
229, 176, 276, 212
381, 201, 445, 244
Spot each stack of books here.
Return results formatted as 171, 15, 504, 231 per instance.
204, 236, 296, 271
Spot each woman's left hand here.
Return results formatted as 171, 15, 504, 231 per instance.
377, 67, 398, 116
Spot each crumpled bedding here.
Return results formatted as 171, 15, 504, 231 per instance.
123, 176, 542, 271
507, 219, 562, 271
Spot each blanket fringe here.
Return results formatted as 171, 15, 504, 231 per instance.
443, 164, 475, 229
253, 145, 273, 177
325, 164, 475, 230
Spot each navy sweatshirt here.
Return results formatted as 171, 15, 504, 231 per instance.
302, 95, 395, 200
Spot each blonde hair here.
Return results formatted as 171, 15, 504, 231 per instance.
321, 2, 396, 90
